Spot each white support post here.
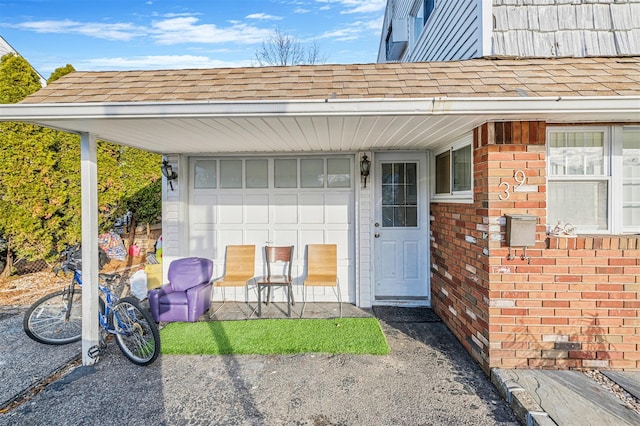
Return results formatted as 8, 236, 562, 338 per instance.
80, 132, 99, 365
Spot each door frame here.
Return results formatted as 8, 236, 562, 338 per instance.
370, 151, 431, 307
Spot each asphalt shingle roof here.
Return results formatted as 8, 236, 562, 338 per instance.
22, 57, 640, 104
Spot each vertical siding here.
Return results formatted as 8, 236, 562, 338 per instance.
357, 152, 374, 307
378, 0, 483, 62
409, 0, 482, 61
161, 153, 186, 280
380, 0, 640, 62
377, 0, 413, 62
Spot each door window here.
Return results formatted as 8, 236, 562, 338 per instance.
381, 162, 418, 227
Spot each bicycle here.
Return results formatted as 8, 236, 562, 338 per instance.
23, 246, 160, 366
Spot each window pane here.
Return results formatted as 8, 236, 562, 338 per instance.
623, 129, 640, 228
327, 158, 351, 188
220, 160, 242, 188
246, 159, 268, 188
549, 131, 605, 176
394, 163, 405, 184
407, 183, 417, 205
274, 159, 297, 188
394, 186, 406, 205
194, 160, 216, 189
452, 145, 471, 191
548, 181, 608, 231
435, 151, 450, 194
406, 207, 417, 227
382, 163, 394, 184
382, 207, 394, 227
382, 185, 394, 205
394, 207, 406, 227
301, 159, 324, 188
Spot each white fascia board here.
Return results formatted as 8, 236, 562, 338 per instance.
0, 96, 638, 121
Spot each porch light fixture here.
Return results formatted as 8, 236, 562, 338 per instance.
360, 154, 371, 188
161, 160, 178, 191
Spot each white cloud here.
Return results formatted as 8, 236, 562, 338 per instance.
246, 13, 283, 21
150, 17, 272, 45
317, 18, 383, 41
11, 15, 275, 46
73, 55, 255, 71
315, 0, 386, 14
13, 19, 146, 41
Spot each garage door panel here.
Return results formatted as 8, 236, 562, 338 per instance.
326, 193, 352, 224
271, 229, 298, 250
245, 229, 270, 248
219, 195, 243, 224
245, 194, 269, 224
273, 194, 298, 224
326, 230, 350, 254
191, 195, 217, 224
299, 194, 324, 224
190, 226, 217, 258
299, 230, 326, 249
218, 229, 245, 246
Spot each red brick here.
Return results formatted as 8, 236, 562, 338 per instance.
554, 275, 582, 282
609, 258, 637, 266
542, 300, 570, 307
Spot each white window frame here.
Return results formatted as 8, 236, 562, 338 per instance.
547, 125, 640, 234
431, 132, 473, 203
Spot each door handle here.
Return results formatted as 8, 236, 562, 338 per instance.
374, 233, 380, 238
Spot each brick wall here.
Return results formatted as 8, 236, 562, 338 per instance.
431, 201, 490, 368
493, 235, 640, 370
431, 121, 639, 371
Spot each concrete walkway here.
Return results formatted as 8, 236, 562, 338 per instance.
493, 369, 640, 426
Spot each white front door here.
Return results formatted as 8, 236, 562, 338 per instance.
373, 152, 430, 305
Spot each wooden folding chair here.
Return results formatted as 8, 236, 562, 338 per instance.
212, 245, 256, 315
301, 244, 342, 318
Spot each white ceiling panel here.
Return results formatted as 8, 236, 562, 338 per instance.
3, 96, 634, 155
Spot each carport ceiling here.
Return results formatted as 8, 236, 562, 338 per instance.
33, 113, 487, 153
9, 97, 640, 154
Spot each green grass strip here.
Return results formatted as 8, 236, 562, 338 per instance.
160, 318, 390, 355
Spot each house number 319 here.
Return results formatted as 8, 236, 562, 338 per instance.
498, 170, 526, 200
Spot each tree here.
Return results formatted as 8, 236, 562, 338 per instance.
47, 64, 75, 84
0, 53, 41, 103
255, 28, 328, 66
0, 56, 162, 277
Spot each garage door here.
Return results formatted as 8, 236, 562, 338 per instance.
188, 156, 354, 303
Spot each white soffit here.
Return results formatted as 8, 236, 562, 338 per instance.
1, 96, 639, 154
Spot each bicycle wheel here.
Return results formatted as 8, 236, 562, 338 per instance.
23, 289, 82, 345
111, 297, 160, 366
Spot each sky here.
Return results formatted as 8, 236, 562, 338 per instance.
0, 0, 386, 79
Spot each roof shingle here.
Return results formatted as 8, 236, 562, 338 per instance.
21, 57, 640, 104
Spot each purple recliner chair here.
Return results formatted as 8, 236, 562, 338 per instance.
149, 257, 214, 323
